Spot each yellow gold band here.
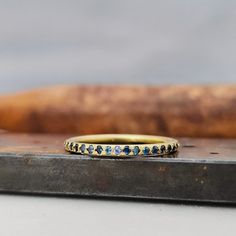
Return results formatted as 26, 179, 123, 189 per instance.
65, 134, 179, 158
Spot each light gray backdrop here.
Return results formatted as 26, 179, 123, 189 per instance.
0, 2, 236, 235
0, 0, 236, 93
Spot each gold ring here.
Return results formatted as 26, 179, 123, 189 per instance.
64, 134, 179, 158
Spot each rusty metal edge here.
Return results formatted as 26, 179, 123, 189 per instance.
0, 153, 235, 203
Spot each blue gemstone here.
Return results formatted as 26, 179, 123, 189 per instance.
87, 145, 94, 154
152, 146, 159, 155
133, 146, 140, 155
105, 146, 112, 155
143, 147, 150, 155
80, 144, 86, 153
74, 144, 79, 152
96, 145, 103, 155
114, 146, 122, 155
123, 146, 131, 155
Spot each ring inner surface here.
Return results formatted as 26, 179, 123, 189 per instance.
76, 136, 165, 145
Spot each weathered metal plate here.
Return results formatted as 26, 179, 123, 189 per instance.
0, 132, 235, 203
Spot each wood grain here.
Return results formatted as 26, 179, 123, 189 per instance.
0, 85, 235, 137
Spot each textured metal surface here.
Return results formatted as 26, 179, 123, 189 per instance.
0, 132, 235, 203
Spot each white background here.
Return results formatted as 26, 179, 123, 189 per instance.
0, 194, 235, 236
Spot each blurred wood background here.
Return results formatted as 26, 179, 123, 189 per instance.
0, 85, 235, 138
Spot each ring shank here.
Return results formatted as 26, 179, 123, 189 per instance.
69, 134, 175, 145
65, 134, 179, 157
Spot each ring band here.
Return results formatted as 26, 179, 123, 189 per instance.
64, 134, 179, 158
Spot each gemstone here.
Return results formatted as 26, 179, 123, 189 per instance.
160, 145, 166, 153
172, 144, 176, 151
133, 146, 140, 156
143, 147, 150, 155
96, 145, 103, 155
123, 146, 131, 155
87, 145, 94, 154
80, 144, 86, 153
70, 142, 74, 150
105, 146, 112, 155
74, 143, 79, 152
114, 146, 122, 155
152, 146, 159, 155
167, 145, 172, 152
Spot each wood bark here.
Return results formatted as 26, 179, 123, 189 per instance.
0, 85, 235, 137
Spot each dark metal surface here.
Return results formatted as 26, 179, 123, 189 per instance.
0, 133, 235, 203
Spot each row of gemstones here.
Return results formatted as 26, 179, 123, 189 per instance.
66, 142, 179, 156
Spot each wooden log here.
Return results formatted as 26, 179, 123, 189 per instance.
0, 85, 235, 137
